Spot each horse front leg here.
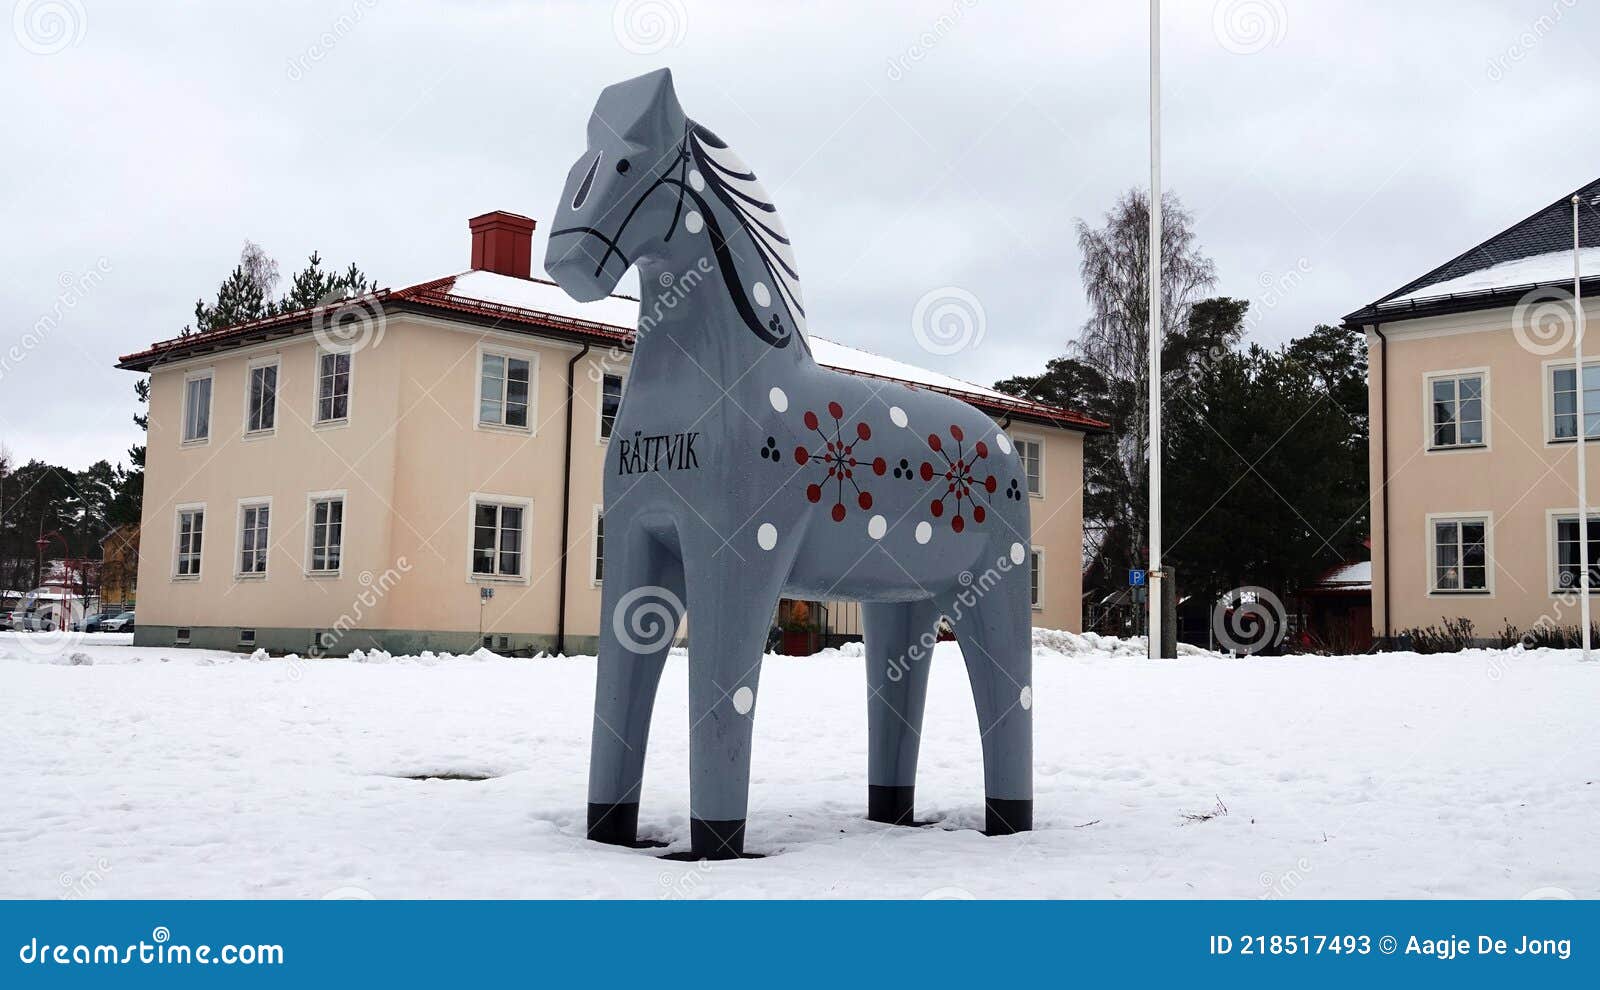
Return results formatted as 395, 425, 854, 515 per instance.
587, 519, 685, 847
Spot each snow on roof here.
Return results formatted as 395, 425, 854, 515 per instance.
446, 270, 643, 331
1384, 247, 1600, 305
447, 271, 1024, 408
1318, 561, 1371, 588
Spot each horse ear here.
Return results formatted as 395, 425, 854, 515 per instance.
617, 68, 685, 144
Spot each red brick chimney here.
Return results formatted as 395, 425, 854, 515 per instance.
468, 211, 537, 278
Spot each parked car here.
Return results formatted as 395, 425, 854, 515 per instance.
0, 612, 12, 631
101, 611, 136, 632
73, 612, 116, 633
7, 610, 56, 632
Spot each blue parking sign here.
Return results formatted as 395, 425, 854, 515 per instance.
1129, 569, 1146, 587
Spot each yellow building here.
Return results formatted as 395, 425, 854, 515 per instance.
118, 212, 1103, 655
1346, 178, 1600, 643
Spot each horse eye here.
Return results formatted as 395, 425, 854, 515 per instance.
616, 158, 631, 174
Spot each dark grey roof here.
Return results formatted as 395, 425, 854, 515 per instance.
1344, 176, 1600, 324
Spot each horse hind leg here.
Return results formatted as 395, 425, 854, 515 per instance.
943, 573, 1034, 836
862, 600, 942, 825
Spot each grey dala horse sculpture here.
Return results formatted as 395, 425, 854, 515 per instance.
546, 68, 1033, 859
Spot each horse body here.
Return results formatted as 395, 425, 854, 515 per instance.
547, 69, 1033, 858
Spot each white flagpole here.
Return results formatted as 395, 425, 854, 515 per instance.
1576, 194, 1591, 662
1147, 0, 1164, 659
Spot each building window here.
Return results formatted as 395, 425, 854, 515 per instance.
183, 373, 213, 443
1430, 516, 1488, 593
1553, 513, 1600, 592
308, 496, 344, 574
175, 507, 205, 577
1029, 549, 1042, 608
592, 507, 605, 584
599, 373, 624, 440
472, 500, 525, 578
238, 502, 270, 576
1013, 437, 1043, 496
1551, 364, 1600, 440
247, 361, 278, 434
1428, 372, 1484, 448
479, 351, 532, 429
316, 351, 351, 424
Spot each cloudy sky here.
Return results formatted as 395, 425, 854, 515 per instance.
3, 0, 1597, 469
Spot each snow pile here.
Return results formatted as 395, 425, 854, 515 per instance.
3, 631, 1598, 898
1032, 627, 1214, 658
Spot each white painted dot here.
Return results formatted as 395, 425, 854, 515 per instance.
915, 521, 933, 545
757, 523, 778, 550
685, 211, 704, 234
996, 433, 1012, 455
1010, 542, 1026, 565
689, 169, 705, 192
732, 685, 755, 715
889, 406, 908, 428
867, 514, 887, 540
1019, 686, 1033, 710
752, 282, 771, 307
768, 386, 788, 412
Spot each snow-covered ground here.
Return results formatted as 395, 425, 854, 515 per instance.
2, 630, 1595, 899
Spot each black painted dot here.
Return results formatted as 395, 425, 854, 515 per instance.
616, 158, 631, 174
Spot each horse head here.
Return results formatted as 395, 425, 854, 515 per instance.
545, 68, 689, 302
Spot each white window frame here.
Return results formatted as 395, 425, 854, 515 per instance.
181, 368, 214, 446
475, 344, 538, 434
313, 348, 353, 427
1424, 511, 1493, 597
1422, 367, 1489, 453
235, 497, 273, 579
1545, 508, 1600, 595
591, 504, 605, 586
1010, 433, 1044, 498
466, 493, 532, 583
243, 355, 281, 438
1029, 547, 1043, 610
172, 502, 206, 580
596, 371, 625, 443
1543, 357, 1600, 445
305, 490, 348, 578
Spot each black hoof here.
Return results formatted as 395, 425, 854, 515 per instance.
689, 818, 747, 860
984, 798, 1033, 836
587, 802, 641, 845
868, 784, 917, 826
